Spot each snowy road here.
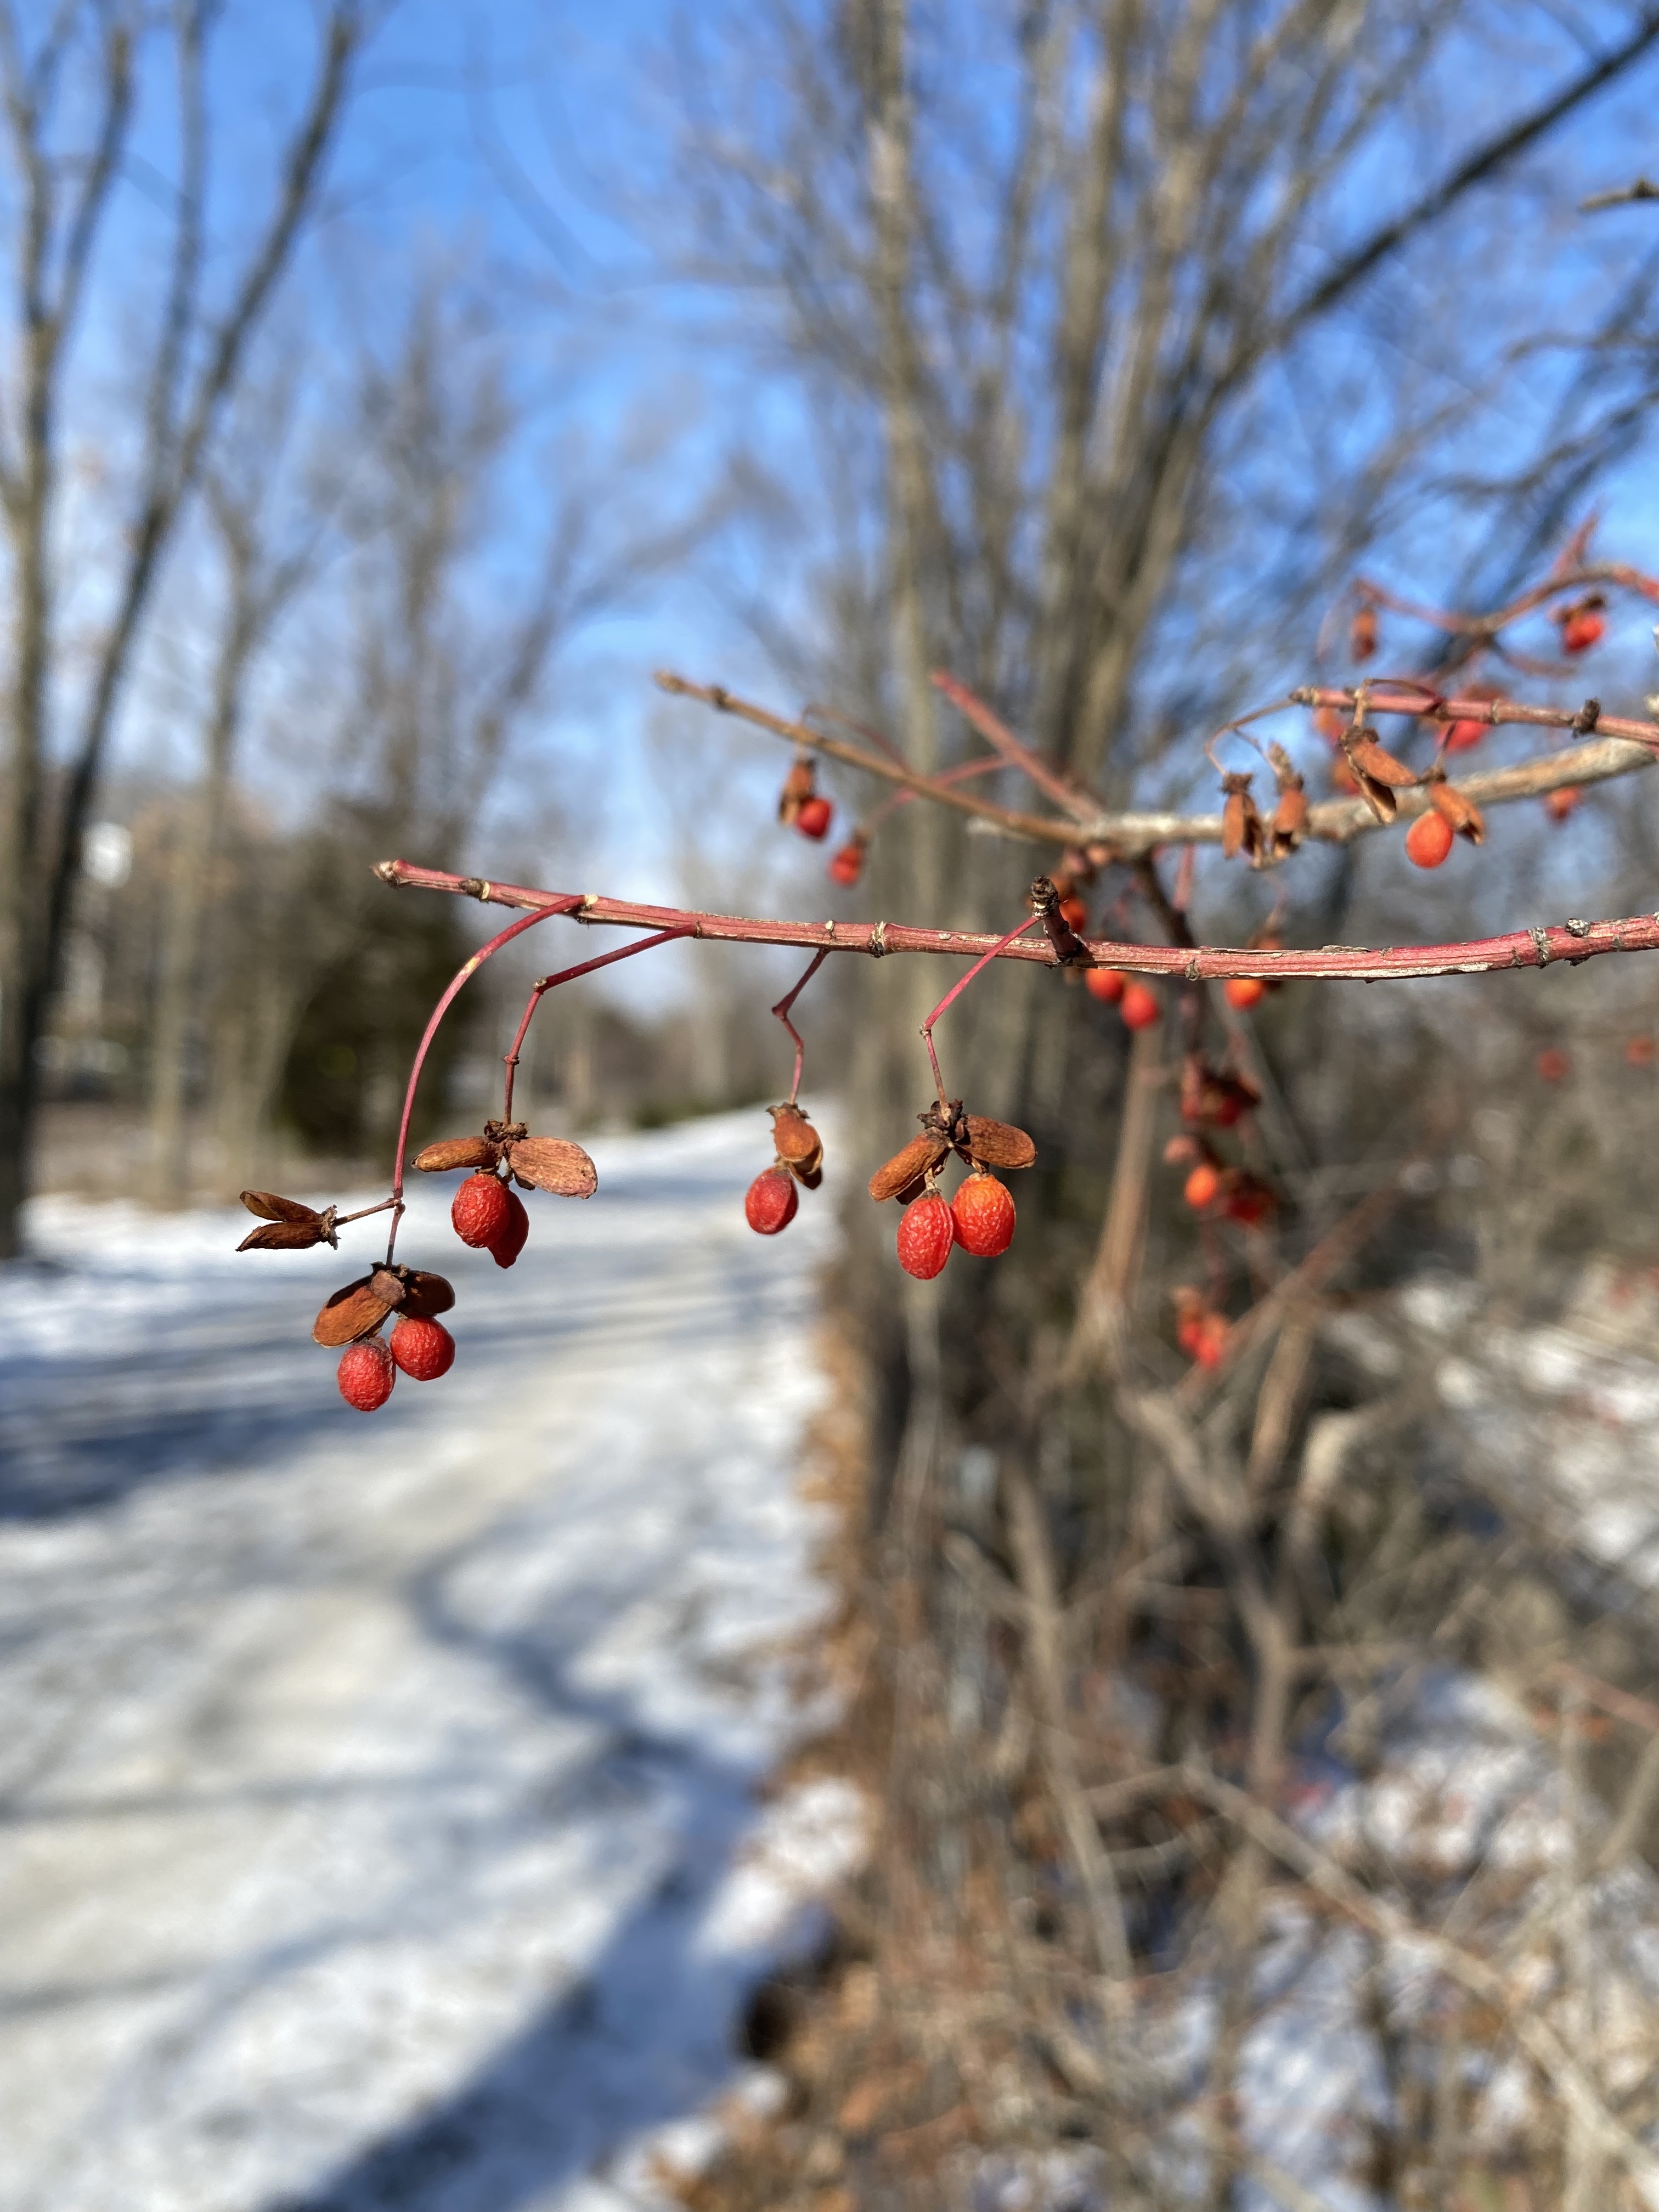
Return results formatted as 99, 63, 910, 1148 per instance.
0, 1115, 856, 2212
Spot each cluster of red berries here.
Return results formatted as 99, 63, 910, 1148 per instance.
238, 1116, 599, 1413
744, 1103, 825, 1235
867, 1102, 1034, 1279
1173, 1286, 1229, 1369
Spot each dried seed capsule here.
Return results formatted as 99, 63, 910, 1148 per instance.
896, 1192, 954, 1280
506, 1136, 597, 1197
453, 1172, 510, 1248
870, 1134, 950, 1202
413, 1135, 500, 1173
962, 1116, 1036, 1172
769, 1104, 820, 1166
337, 1338, 395, 1412
745, 1169, 799, 1235
313, 1277, 398, 1347
950, 1173, 1015, 1258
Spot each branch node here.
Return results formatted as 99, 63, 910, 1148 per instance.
1529, 926, 1553, 967
1574, 697, 1602, 735
458, 877, 487, 900
1565, 917, 1592, 938
870, 920, 889, 957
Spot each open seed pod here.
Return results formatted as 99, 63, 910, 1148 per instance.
505, 1136, 597, 1198
363, 1263, 455, 1319
313, 1276, 398, 1347
1267, 743, 1307, 856
869, 1133, 949, 1203
962, 1116, 1036, 1171
1220, 775, 1266, 865
769, 1104, 823, 1178
413, 1135, 501, 1173
792, 1161, 824, 1190
237, 1192, 339, 1251
1426, 776, 1486, 845
1342, 727, 1419, 824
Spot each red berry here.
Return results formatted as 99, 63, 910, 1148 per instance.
389, 1316, 455, 1381
1444, 717, 1485, 753
1404, 811, 1454, 869
1627, 1036, 1656, 1068
1223, 975, 1265, 1011
1086, 967, 1126, 1005
795, 795, 833, 840
1544, 785, 1581, 825
1058, 894, 1090, 933
1184, 1163, 1220, 1210
452, 1171, 510, 1249
745, 1168, 799, 1234
1561, 610, 1604, 655
896, 1192, 953, 1279
950, 1173, 1015, 1258
828, 840, 864, 886
337, 1338, 395, 1412
488, 1186, 530, 1268
1119, 981, 1161, 1031
1537, 1047, 1571, 1083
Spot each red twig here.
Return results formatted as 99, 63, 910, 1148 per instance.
386, 896, 583, 1259
376, 858, 1659, 986
771, 948, 829, 1105
929, 670, 1099, 823
920, 915, 1042, 1109
501, 928, 694, 1123
1349, 560, 1659, 640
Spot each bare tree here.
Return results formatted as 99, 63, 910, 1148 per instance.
0, 1, 368, 1256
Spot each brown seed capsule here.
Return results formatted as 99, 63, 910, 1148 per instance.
312, 1277, 397, 1348
791, 1160, 825, 1190
399, 1269, 456, 1319
778, 757, 816, 827
237, 1191, 339, 1251
869, 1133, 949, 1202
1266, 745, 1307, 855
367, 1268, 408, 1310
413, 1135, 501, 1173
505, 1136, 598, 1198
962, 1116, 1036, 1171
769, 1104, 820, 1166
1426, 777, 1485, 845
1220, 775, 1266, 865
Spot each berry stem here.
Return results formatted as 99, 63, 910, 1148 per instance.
501, 926, 695, 1122
920, 912, 1042, 1110
335, 1196, 399, 1227
386, 896, 584, 1261
771, 947, 829, 1105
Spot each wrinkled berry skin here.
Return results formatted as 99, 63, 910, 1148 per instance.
745, 1169, 799, 1235
338, 1338, 395, 1411
896, 1192, 954, 1279
489, 1187, 530, 1268
950, 1174, 1015, 1258
453, 1171, 510, 1249
389, 1316, 456, 1381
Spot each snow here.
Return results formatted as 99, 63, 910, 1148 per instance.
0, 1113, 862, 2212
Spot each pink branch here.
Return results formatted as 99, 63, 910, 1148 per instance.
386, 895, 583, 1259
376, 858, 1659, 986
501, 927, 694, 1122
929, 670, 1100, 823
920, 914, 1042, 1109
771, 948, 829, 1105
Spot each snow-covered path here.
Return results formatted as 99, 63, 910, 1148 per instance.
0, 1115, 855, 2212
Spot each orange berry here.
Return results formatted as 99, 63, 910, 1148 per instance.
452, 1171, 510, 1248
1544, 785, 1581, 825
1058, 894, 1090, 932
896, 1192, 954, 1279
1536, 1047, 1571, 1083
1561, 610, 1604, 655
1223, 975, 1265, 1011
1626, 1036, 1656, 1068
337, 1338, 395, 1412
1183, 1162, 1220, 1210
388, 1316, 455, 1381
827, 839, 864, 885
1119, 981, 1161, 1031
795, 794, 833, 840
745, 1169, 799, 1234
950, 1173, 1015, 1257
1192, 1312, 1229, 1369
1086, 967, 1126, 1005
1404, 811, 1454, 869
